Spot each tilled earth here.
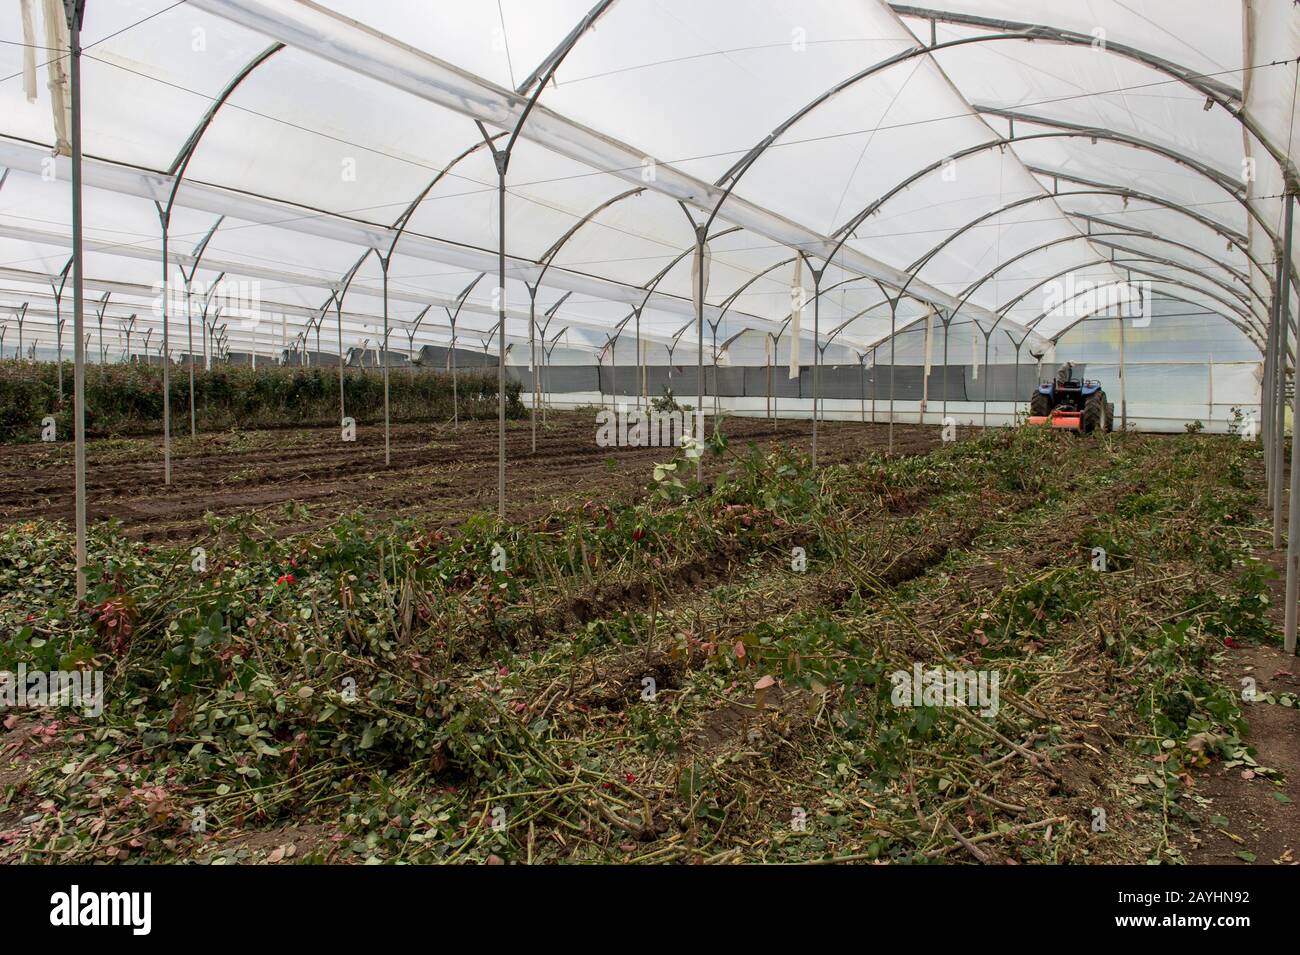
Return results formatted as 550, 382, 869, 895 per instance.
0, 413, 939, 542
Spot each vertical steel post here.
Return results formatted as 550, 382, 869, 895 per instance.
811, 268, 821, 466
981, 330, 991, 429
529, 287, 537, 452
495, 156, 507, 518
186, 279, 196, 436
941, 317, 950, 424
1275, 251, 1289, 550
1118, 308, 1128, 431
66, 0, 87, 598
694, 227, 705, 483
336, 297, 346, 424
160, 221, 172, 484
381, 256, 391, 467
1277, 192, 1297, 655
888, 301, 897, 454
1263, 288, 1277, 493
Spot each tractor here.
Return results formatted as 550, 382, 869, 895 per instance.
1027, 362, 1114, 434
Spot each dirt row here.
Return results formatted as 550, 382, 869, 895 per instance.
0, 413, 940, 542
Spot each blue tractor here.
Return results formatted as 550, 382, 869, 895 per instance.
1027, 362, 1114, 433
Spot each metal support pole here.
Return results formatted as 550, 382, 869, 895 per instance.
888, 301, 897, 454
528, 286, 537, 452
66, 0, 88, 598
159, 221, 172, 484
495, 156, 507, 518
1275, 250, 1289, 550
1013, 341, 1023, 422
336, 297, 346, 425
1118, 308, 1128, 431
185, 278, 196, 436
1278, 191, 1297, 655
766, 336, 772, 422
811, 268, 821, 467
860, 355, 866, 423
694, 226, 706, 484
710, 323, 719, 421
871, 344, 878, 424
1263, 292, 1277, 493
981, 330, 991, 429
381, 256, 391, 467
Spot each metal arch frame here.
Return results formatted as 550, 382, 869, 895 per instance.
694, 11, 1292, 315
975, 107, 1292, 255
993, 260, 1249, 340
943, 234, 1261, 398
951, 229, 1263, 343
47, 255, 73, 399
1084, 235, 1263, 316
531, 289, 573, 424
1029, 267, 1262, 348
948, 232, 1260, 342
371, 133, 506, 465
1071, 215, 1264, 306
841, 128, 1257, 252
173, 215, 225, 435
1101, 258, 1257, 335
403, 304, 434, 375
621, 222, 742, 418
152, 41, 285, 484
980, 106, 1247, 198
183, 0, 1048, 342
1042, 290, 1263, 350
471, 0, 616, 517
1030, 167, 1272, 282
596, 312, 636, 407
897, 188, 1268, 309
1080, 237, 1259, 318
666, 20, 1069, 466
525, 185, 645, 443
515, 0, 620, 97
165, 43, 285, 178
887, 3, 1299, 189
835, 124, 1287, 277
6, 302, 27, 360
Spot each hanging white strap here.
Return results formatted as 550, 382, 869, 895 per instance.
690, 240, 711, 312
20, 0, 37, 102
788, 255, 803, 380
971, 324, 979, 380
921, 307, 934, 411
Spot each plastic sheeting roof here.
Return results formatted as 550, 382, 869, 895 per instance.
0, 0, 1295, 362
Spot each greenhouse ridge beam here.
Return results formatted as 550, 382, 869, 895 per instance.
1031, 264, 1263, 348
0, 137, 784, 339
1029, 165, 1283, 301
183, 0, 1046, 349
980, 107, 1247, 203
0, 222, 678, 349
1084, 235, 1264, 316
0, 278, 608, 358
888, 3, 1300, 191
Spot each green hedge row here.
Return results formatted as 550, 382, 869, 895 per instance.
0, 361, 523, 443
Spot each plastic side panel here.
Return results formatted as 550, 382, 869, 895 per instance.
743, 366, 802, 399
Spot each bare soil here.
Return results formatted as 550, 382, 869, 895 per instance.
0, 413, 939, 542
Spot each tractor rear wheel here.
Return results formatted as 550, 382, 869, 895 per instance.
1029, 392, 1050, 417
1104, 401, 1115, 432
1082, 391, 1106, 434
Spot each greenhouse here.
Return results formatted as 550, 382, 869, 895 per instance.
0, 0, 1296, 879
